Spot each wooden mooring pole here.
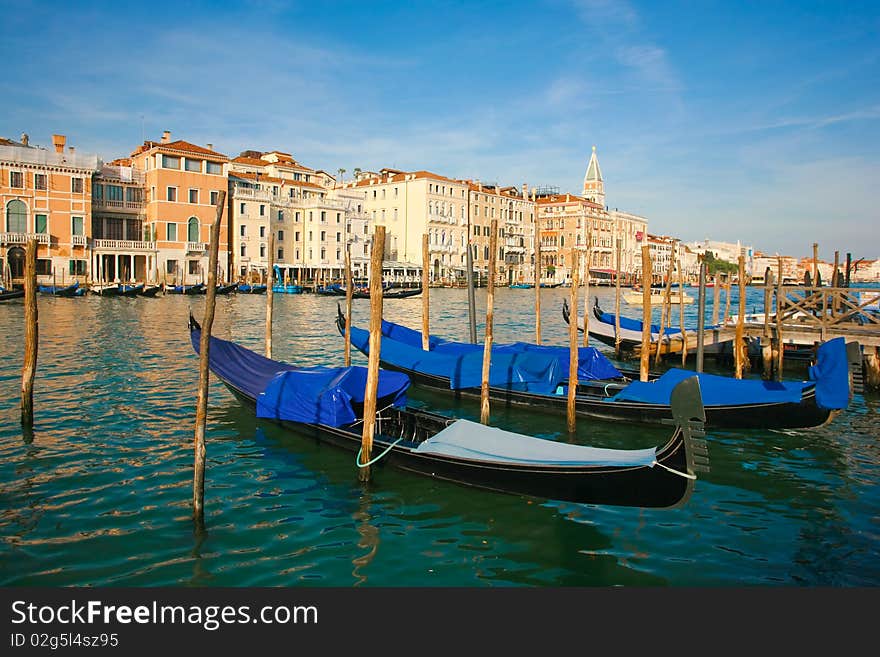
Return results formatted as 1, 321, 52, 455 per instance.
762, 268, 773, 379
359, 225, 386, 482
712, 273, 721, 326
568, 250, 580, 434
344, 246, 352, 366
639, 245, 652, 382
735, 254, 746, 378
582, 231, 591, 346
679, 258, 688, 367
774, 258, 784, 381
534, 191, 542, 345
481, 219, 498, 424
695, 261, 707, 372
266, 232, 275, 359
654, 252, 675, 366
21, 239, 38, 427
422, 234, 430, 350
614, 238, 622, 359
193, 190, 226, 528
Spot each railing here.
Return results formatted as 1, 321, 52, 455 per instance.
93, 239, 156, 251
71, 235, 87, 247
93, 199, 145, 211
0, 232, 51, 245
187, 242, 206, 253
776, 286, 880, 336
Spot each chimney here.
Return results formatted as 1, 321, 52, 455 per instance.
52, 134, 66, 153
68, 146, 75, 155
161, 130, 171, 143
20, 133, 29, 146
521, 183, 528, 198
206, 143, 213, 151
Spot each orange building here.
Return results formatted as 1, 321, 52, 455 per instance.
129, 131, 230, 284
1, 133, 98, 285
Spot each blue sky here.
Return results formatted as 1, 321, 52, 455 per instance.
2, 0, 878, 259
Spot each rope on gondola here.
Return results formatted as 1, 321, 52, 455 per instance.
653, 460, 696, 480
357, 437, 404, 468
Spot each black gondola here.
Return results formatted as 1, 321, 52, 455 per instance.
139, 284, 163, 297
337, 307, 855, 430
0, 288, 24, 301
166, 283, 205, 295
196, 283, 239, 295
38, 282, 83, 297
188, 315, 708, 509
347, 287, 422, 299
237, 284, 267, 294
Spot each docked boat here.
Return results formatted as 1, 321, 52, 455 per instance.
139, 284, 163, 297
196, 283, 239, 295
624, 287, 694, 305
0, 288, 24, 301
189, 315, 708, 509
348, 287, 422, 299
509, 283, 534, 289
237, 283, 267, 294
166, 283, 205, 295
38, 282, 83, 297
337, 309, 855, 430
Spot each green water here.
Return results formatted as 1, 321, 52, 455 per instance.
1, 288, 878, 586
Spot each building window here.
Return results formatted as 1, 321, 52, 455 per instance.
6, 199, 26, 232
210, 190, 219, 205
320, 247, 326, 259
295, 211, 301, 223
278, 230, 284, 241
94, 184, 103, 200
9, 171, 23, 188
185, 158, 201, 172
295, 231, 300, 241
240, 225, 246, 237
240, 245, 246, 257
259, 204, 265, 216
206, 161, 222, 175
36, 259, 52, 275
166, 187, 177, 202
162, 155, 180, 169
320, 231, 326, 241
189, 260, 200, 275
260, 244, 266, 258
239, 202, 245, 214
336, 232, 341, 242
34, 173, 47, 190
35, 214, 48, 234
188, 189, 199, 204
393, 208, 398, 221
167, 223, 177, 241
336, 212, 341, 223
166, 259, 178, 274
71, 177, 84, 193
107, 185, 123, 202
259, 226, 266, 238
277, 248, 284, 260
72, 216, 84, 236
126, 187, 142, 203
69, 260, 87, 275
187, 217, 199, 242
321, 211, 326, 222
277, 210, 284, 221
394, 187, 398, 198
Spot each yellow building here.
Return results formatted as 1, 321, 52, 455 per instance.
129, 131, 230, 285
1, 133, 97, 285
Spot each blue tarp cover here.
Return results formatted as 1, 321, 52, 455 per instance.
597, 311, 678, 334
608, 368, 809, 406
808, 337, 849, 410
350, 325, 564, 393
377, 319, 622, 382
191, 328, 409, 426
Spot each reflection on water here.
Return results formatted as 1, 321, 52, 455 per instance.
0, 289, 878, 586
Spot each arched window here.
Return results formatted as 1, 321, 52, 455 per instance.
6, 200, 27, 233
187, 217, 199, 242
240, 244, 246, 257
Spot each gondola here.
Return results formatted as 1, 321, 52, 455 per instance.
196, 283, 239, 295
188, 315, 708, 509
0, 288, 24, 301
139, 284, 163, 297
509, 283, 534, 289
166, 283, 205, 295
237, 283, 267, 294
348, 287, 422, 299
38, 282, 83, 297
337, 308, 855, 430
118, 283, 143, 297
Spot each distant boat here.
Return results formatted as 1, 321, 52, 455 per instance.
509, 283, 534, 289
624, 287, 694, 305
117, 283, 143, 297
272, 283, 304, 294
91, 283, 122, 297
138, 284, 163, 297
38, 282, 83, 297
196, 283, 239, 295
237, 284, 267, 294
0, 288, 24, 301
166, 283, 205, 295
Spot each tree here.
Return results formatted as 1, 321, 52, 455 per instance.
702, 251, 737, 276
337, 168, 346, 183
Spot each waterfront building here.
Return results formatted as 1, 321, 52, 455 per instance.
129, 131, 230, 285
536, 192, 609, 284
467, 181, 534, 285
1, 133, 99, 285
686, 238, 754, 275
753, 252, 800, 283
228, 150, 371, 284
91, 159, 149, 282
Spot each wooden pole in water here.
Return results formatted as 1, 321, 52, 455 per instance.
582, 230, 591, 346
735, 255, 746, 379
696, 261, 707, 373
712, 273, 721, 326
533, 190, 541, 345
775, 258, 784, 381
344, 246, 352, 367
568, 249, 579, 434
679, 258, 688, 367
614, 238, 622, 359
21, 239, 38, 427
480, 219, 498, 425
723, 273, 732, 324
832, 250, 840, 316
639, 245, 652, 382
655, 251, 675, 365
266, 232, 275, 359
762, 267, 773, 379
193, 189, 225, 528
359, 225, 386, 482
421, 234, 430, 350
812, 242, 819, 284
465, 191, 477, 343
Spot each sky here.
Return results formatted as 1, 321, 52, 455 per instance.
1, 0, 878, 260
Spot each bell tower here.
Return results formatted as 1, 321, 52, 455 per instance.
582, 145, 605, 207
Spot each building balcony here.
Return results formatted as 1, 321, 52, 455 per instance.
0, 232, 51, 246
187, 242, 206, 253
93, 199, 145, 212
93, 239, 156, 251
71, 235, 87, 247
